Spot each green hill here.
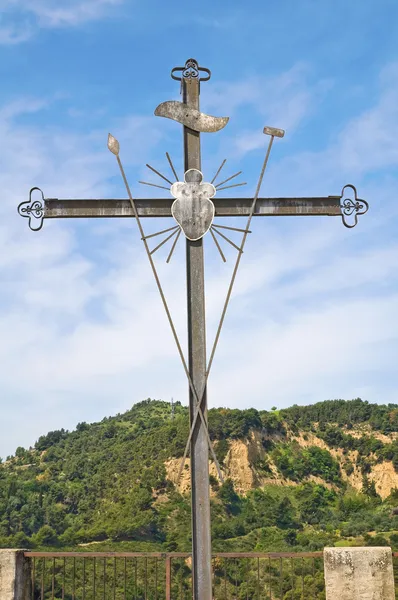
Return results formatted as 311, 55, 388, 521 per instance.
2, 398, 398, 553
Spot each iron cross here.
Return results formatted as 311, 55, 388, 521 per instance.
18, 58, 369, 600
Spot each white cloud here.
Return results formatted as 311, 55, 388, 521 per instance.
204, 63, 332, 156
0, 94, 173, 456
253, 62, 398, 200
0, 0, 125, 43
1, 62, 398, 458
0, 21, 32, 44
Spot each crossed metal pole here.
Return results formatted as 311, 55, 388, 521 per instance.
18, 58, 369, 600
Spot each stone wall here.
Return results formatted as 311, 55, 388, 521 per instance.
324, 547, 395, 600
0, 550, 31, 600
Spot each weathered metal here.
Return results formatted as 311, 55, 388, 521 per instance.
145, 163, 174, 185
138, 180, 170, 190
182, 73, 213, 600
212, 226, 242, 252
216, 181, 247, 191
24, 552, 325, 558
211, 158, 227, 184
166, 228, 181, 263
17, 187, 45, 231
106, 134, 223, 484
212, 223, 252, 234
177, 126, 284, 478
142, 224, 179, 240
29, 196, 346, 220
165, 152, 179, 182
263, 125, 285, 138
209, 227, 227, 262
149, 228, 180, 255
24, 551, 327, 600
340, 183, 369, 228
214, 170, 243, 188
154, 100, 229, 132
165, 556, 171, 600
171, 169, 216, 241
18, 57, 370, 600
171, 58, 211, 83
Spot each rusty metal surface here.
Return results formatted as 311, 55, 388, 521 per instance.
26, 552, 177, 558
165, 556, 171, 600
42, 196, 343, 219
24, 551, 326, 600
24, 552, 323, 559
154, 100, 229, 132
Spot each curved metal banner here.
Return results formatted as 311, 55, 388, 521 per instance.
154, 101, 229, 133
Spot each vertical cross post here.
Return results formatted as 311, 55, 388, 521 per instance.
182, 75, 212, 600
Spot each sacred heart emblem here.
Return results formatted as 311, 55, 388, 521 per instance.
171, 169, 215, 241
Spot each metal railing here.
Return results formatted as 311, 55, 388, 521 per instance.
24, 551, 326, 599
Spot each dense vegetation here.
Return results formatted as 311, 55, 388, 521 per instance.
2, 398, 398, 555
280, 398, 398, 434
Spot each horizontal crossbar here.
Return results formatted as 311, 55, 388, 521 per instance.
43, 196, 342, 219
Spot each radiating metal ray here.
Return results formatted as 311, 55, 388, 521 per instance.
166, 152, 179, 182
211, 159, 227, 184
166, 228, 181, 263
212, 223, 252, 234
215, 171, 242, 189
212, 227, 242, 253
216, 182, 247, 192
139, 181, 170, 191
146, 163, 174, 185
209, 227, 226, 262
142, 225, 179, 241
149, 228, 179, 255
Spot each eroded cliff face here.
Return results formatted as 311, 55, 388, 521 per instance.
369, 461, 398, 499
164, 427, 398, 499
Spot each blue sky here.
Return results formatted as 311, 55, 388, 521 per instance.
1, 0, 398, 457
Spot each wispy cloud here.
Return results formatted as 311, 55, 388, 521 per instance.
0, 21, 32, 44
202, 63, 333, 161
0, 0, 125, 43
1, 61, 398, 458
206, 63, 332, 130
255, 62, 398, 198
0, 95, 170, 456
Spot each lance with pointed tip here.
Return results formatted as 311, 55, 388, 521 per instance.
176, 124, 285, 481
107, 134, 224, 489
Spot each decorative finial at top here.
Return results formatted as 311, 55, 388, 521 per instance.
171, 58, 211, 83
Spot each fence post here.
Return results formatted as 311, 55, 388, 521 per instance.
0, 550, 31, 600
165, 556, 171, 600
324, 547, 395, 600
